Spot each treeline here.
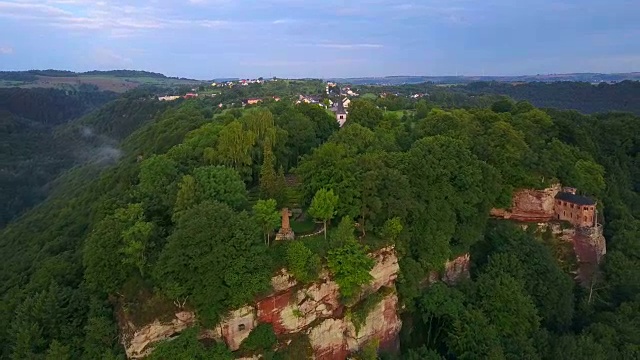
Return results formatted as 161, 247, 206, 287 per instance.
0, 70, 172, 81
0, 93, 638, 359
0, 88, 117, 126
82, 70, 168, 78
462, 80, 640, 115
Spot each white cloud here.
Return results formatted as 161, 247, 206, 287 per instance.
0, 46, 14, 54
0, 1, 72, 16
0, 0, 238, 36
272, 18, 295, 24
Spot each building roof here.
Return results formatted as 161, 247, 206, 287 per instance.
335, 100, 346, 114
555, 192, 596, 206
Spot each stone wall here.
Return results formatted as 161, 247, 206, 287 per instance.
490, 184, 561, 222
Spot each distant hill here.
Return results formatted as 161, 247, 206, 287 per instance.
328, 72, 640, 85
0, 70, 202, 93
459, 80, 640, 115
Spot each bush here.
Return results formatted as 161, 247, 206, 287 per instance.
287, 241, 321, 283
327, 238, 375, 301
273, 335, 313, 360
240, 324, 277, 352
349, 291, 385, 334
148, 328, 232, 360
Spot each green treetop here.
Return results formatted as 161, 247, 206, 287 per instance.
327, 230, 375, 300
253, 199, 281, 245
308, 188, 339, 239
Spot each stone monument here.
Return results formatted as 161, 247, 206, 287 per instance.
275, 208, 295, 241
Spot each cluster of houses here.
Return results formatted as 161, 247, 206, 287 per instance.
158, 93, 200, 101
158, 81, 357, 128
211, 78, 272, 88
242, 96, 281, 106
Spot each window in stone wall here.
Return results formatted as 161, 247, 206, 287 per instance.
238, 324, 245, 331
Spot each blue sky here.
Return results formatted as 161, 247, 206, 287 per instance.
0, 0, 638, 79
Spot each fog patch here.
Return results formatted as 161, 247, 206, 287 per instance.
81, 126, 94, 138
71, 126, 123, 165
92, 145, 123, 164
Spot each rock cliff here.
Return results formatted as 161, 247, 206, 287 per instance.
123, 246, 402, 359
122, 247, 471, 359
490, 184, 561, 222
122, 311, 196, 359
309, 292, 401, 360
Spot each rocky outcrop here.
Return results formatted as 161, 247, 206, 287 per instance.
124, 311, 196, 359
257, 246, 399, 336
521, 222, 607, 285
308, 293, 401, 360
490, 184, 561, 222
215, 305, 257, 351
442, 253, 471, 284
257, 271, 341, 334
122, 246, 401, 359
364, 246, 400, 294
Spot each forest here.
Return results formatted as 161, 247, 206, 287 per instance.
355, 80, 640, 115
462, 81, 640, 115
0, 82, 639, 359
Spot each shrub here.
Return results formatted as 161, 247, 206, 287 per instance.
240, 324, 277, 352
287, 241, 321, 283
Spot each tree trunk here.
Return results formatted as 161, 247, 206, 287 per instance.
323, 220, 327, 240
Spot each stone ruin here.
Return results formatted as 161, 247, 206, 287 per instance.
491, 184, 606, 286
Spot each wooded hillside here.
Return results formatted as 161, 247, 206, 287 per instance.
0, 85, 638, 359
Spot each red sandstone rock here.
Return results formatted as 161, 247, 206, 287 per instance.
491, 184, 561, 222
257, 246, 399, 336
308, 293, 402, 360
442, 254, 471, 284
124, 311, 196, 359
122, 246, 401, 359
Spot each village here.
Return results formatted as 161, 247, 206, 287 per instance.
156, 79, 427, 128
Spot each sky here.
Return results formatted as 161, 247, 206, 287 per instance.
0, 0, 639, 79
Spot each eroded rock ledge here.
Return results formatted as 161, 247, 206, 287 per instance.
122, 246, 469, 359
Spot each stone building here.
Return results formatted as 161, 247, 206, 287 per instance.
333, 101, 347, 127
554, 187, 596, 228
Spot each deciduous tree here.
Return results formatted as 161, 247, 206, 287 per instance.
308, 188, 339, 239
287, 241, 321, 283
327, 237, 374, 300
154, 201, 270, 324
253, 199, 281, 245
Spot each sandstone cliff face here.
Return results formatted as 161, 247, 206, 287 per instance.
122, 246, 401, 359
522, 222, 606, 285
442, 253, 471, 284
123, 311, 196, 359
490, 184, 561, 222
256, 246, 399, 336
309, 293, 402, 360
